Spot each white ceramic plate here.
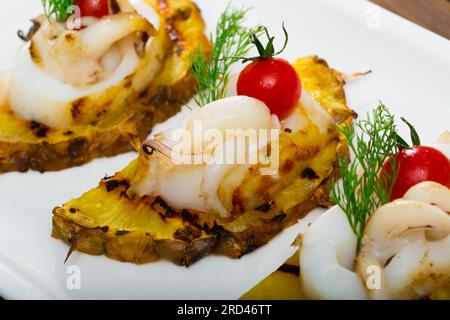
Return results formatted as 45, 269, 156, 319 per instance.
0, 0, 449, 299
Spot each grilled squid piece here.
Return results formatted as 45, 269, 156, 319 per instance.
31, 13, 154, 86
300, 206, 368, 300
356, 182, 450, 300
8, 1, 163, 128
282, 89, 333, 134
130, 96, 279, 217
403, 181, 450, 212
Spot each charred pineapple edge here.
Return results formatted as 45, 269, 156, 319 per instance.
0, 0, 210, 173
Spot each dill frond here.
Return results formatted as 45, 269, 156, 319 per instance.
331, 103, 400, 252
189, 6, 261, 107
42, 0, 74, 23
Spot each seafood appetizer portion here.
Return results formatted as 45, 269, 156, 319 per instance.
0, 0, 209, 172
51, 9, 356, 265
243, 112, 450, 300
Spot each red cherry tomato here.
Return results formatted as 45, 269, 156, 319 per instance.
383, 146, 450, 200
77, 0, 109, 18
237, 58, 301, 119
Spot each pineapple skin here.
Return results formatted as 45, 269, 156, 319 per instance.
0, 0, 210, 173
51, 56, 353, 266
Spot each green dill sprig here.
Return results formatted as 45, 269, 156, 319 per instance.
331, 103, 400, 252
189, 6, 261, 107
42, 0, 75, 23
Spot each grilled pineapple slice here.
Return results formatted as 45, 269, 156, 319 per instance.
241, 251, 304, 300
0, 0, 210, 173
52, 56, 354, 265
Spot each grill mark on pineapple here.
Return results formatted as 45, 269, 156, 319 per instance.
152, 196, 176, 217
138, 88, 150, 99
137, 32, 150, 58
256, 202, 273, 213
30, 121, 49, 138
232, 175, 274, 215
280, 159, 294, 174
301, 168, 319, 180
257, 176, 275, 198
297, 146, 320, 161
96, 108, 108, 118
269, 213, 287, 222
147, 198, 202, 226
71, 98, 86, 120
166, 7, 192, 24
97, 226, 109, 232
231, 189, 245, 215
181, 210, 195, 223
105, 179, 130, 192
278, 264, 300, 276
175, 8, 192, 21
181, 210, 203, 229
123, 75, 133, 88
116, 230, 129, 236
206, 224, 231, 240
